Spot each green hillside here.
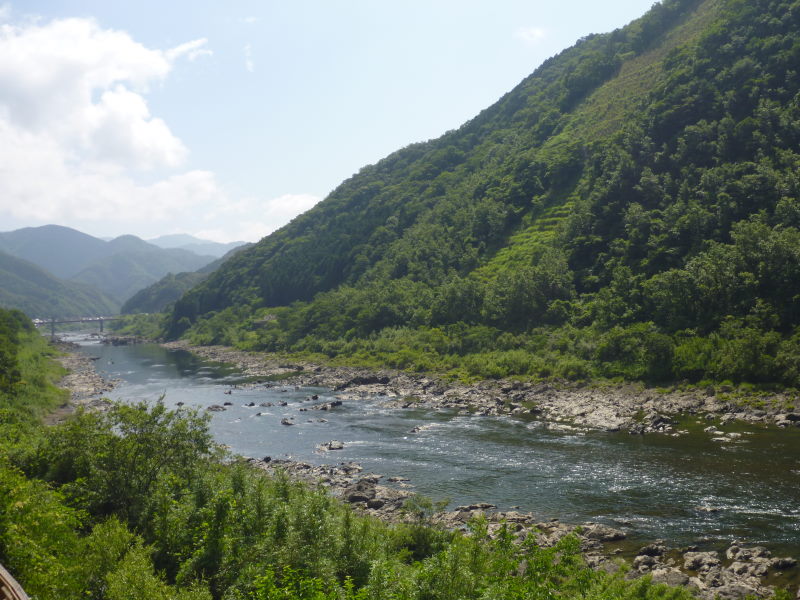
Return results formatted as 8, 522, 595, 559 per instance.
167, 0, 800, 386
0, 250, 119, 318
121, 244, 254, 314
72, 239, 213, 304
121, 272, 207, 315
0, 226, 216, 304
0, 224, 109, 279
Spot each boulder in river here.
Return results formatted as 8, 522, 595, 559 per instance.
581, 523, 626, 542
312, 400, 343, 411
684, 551, 720, 571
774, 413, 800, 427
650, 568, 690, 587
770, 557, 797, 570
343, 478, 378, 504
318, 440, 344, 451
638, 542, 666, 557
726, 545, 771, 561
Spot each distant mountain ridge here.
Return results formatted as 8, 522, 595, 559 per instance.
0, 249, 118, 318
0, 225, 109, 279
0, 225, 216, 305
121, 243, 254, 314
147, 234, 246, 259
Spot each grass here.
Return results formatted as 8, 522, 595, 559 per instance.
2, 331, 68, 424
558, 0, 726, 145
474, 202, 575, 279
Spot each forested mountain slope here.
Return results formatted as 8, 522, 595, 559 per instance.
70, 235, 214, 304
121, 243, 253, 314
168, 0, 800, 386
0, 226, 215, 304
0, 250, 119, 318
0, 225, 110, 279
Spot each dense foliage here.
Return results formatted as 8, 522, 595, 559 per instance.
0, 250, 119, 318
167, 0, 800, 387
122, 272, 208, 314
0, 314, 699, 600
72, 237, 214, 304
122, 245, 253, 315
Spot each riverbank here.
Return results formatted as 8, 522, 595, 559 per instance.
162, 340, 800, 435
61, 336, 800, 598
246, 456, 798, 600
154, 340, 800, 598
47, 339, 115, 423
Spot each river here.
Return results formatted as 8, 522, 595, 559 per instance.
74, 337, 800, 557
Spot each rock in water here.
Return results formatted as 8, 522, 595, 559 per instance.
683, 551, 720, 571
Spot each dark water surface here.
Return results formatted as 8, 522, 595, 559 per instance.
76, 338, 800, 556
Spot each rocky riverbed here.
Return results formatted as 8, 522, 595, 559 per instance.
62, 337, 798, 598
246, 455, 798, 600
162, 341, 800, 435
47, 339, 116, 423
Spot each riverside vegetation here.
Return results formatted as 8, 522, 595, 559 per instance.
0, 309, 719, 600
154, 0, 800, 390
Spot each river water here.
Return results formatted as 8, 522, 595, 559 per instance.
75, 337, 800, 557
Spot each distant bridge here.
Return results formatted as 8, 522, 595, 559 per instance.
32, 316, 123, 337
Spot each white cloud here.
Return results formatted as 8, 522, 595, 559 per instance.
0, 12, 318, 245
244, 43, 254, 72
0, 14, 231, 235
0, 4, 11, 22
241, 16, 259, 24
166, 38, 212, 62
0, 16, 200, 168
0, 114, 222, 223
514, 26, 547, 46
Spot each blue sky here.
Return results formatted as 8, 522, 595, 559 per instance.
0, 0, 655, 242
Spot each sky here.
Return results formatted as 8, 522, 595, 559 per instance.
0, 0, 656, 243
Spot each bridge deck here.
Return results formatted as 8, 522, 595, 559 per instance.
32, 316, 123, 335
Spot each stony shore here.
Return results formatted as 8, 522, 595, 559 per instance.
56, 337, 799, 598
155, 340, 800, 599
246, 456, 798, 600
46, 339, 115, 423
162, 340, 800, 435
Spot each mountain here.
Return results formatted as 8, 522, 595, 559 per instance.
0, 225, 109, 279
71, 238, 215, 304
147, 234, 247, 258
0, 249, 118, 318
167, 0, 800, 386
121, 243, 254, 314
0, 226, 216, 304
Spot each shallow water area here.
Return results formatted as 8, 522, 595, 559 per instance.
73, 336, 800, 558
